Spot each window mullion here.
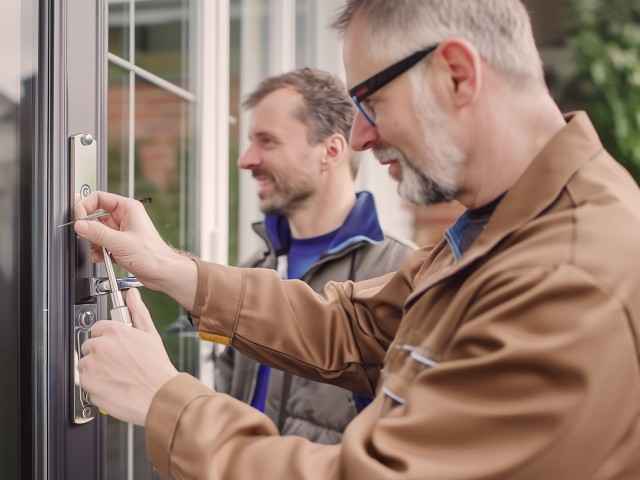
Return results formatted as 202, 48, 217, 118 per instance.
198, 0, 229, 265
127, 68, 135, 201
126, 3, 135, 480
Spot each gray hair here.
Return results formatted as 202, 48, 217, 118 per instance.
332, 0, 544, 84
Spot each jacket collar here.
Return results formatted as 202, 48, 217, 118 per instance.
252, 191, 385, 258
406, 112, 605, 308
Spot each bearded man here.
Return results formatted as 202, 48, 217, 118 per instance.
216, 68, 412, 444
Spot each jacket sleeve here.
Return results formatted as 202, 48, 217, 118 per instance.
147, 264, 640, 479
190, 254, 419, 395
213, 346, 234, 394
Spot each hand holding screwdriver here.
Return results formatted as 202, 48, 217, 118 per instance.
73, 191, 198, 312
102, 247, 132, 326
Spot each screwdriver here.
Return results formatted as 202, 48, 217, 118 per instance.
102, 247, 132, 326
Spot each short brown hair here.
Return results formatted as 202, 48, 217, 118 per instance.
243, 68, 359, 178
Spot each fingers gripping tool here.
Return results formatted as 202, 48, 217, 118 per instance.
102, 247, 132, 326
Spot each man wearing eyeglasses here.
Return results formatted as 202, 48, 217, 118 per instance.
76, 1, 640, 478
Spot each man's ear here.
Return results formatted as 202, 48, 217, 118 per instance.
324, 133, 349, 165
435, 38, 482, 108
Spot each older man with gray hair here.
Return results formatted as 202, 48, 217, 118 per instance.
75, 1, 640, 478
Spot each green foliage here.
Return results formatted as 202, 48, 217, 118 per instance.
565, 0, 640, 183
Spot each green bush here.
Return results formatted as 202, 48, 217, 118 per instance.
564, 0, 640, 183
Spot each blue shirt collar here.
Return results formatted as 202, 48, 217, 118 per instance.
264, 191, 385, 257
445, 193, 505, 261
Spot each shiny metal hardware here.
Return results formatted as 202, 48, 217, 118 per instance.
80, 133, 94, 146
102, 248, 132, 326
73, 304, 98, 424
57, 209, 111, 229
71, 133, 98, 425
71, 270, 138, 425
91, 276, 143, 296
70, 134, 135, 424
70, 133, 97, 201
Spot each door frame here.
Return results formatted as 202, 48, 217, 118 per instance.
45, 0, 109, 478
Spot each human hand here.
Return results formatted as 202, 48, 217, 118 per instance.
79, 288, 179, 426
73, 192, 196, 302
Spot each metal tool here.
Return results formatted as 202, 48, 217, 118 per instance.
58, 197, 152, 228
57, 209, 111, 228
102, 247, 132, 326
94, 276, 143, 296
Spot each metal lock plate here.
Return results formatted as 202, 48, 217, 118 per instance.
73, 304, 98, 424
71, 133, 97, 201
70, 133, 98, 424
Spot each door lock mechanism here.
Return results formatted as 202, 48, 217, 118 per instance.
73, 304, 98, 424
70, 133, 140, 424
91, 276, 143, 296
71, 133, 99, 425
72, 272, 141, 424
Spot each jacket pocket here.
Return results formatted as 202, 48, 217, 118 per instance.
379, 344, 440, 416
380, 379, 408, 415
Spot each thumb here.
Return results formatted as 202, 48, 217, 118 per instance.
125, 288, 157, 334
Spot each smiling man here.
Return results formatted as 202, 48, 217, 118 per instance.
216, 69, 411, 444
75, 1, 640, 479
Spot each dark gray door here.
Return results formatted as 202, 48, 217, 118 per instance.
0, 0, 109, 478
0, 0, 104, 478
47, 0, 109, 478
0, 0, 41, 478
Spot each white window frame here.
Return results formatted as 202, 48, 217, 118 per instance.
198, 0, 229, 267
197, 0, 230, 384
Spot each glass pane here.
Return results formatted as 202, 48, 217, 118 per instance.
133, 76, 198, 478
0, 10, 21, 480
108, 0, 130, 59
106, 1, 199, 475
107, 64, 130, 196
0, 0, 38, 477
295, 0, 316, 68
135, 0, 194, 91
229, 0, 272, 264
295, 0, 346, 73
104, 63, 131, 480
103, 418, 129, 480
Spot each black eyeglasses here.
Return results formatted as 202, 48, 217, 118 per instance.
349, 44, 439, 126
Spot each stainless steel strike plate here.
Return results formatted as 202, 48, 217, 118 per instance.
71, 133, 98, 424
73, 304, 98, 424
71, 133, 97, 201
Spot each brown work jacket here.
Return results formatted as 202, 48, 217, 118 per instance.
146, 113, 640, 479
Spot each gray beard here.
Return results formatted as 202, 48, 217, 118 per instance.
397, 155, 458, 205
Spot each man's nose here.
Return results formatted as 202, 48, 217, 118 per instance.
238, 144, 261, 170
349, 111, 380, 152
